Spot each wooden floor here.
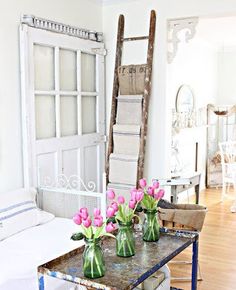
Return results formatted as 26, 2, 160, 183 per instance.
169, 188, 236, 290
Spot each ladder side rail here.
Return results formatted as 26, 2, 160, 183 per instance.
105, 15, 125, 184
137, 10, 156, 184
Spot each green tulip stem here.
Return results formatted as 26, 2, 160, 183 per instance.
123, 240, 127, 256
91, 252, 94, 278
151, 219, 155, 240
94, 254, 102, 277
118, 239, 123, 255
126, 238, 133, 254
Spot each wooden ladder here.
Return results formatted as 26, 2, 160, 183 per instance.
106, 10, 156, 188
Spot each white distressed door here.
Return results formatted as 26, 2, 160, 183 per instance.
20, 25, 105, 191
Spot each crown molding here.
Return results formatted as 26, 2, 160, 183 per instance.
21, 14, 103, 42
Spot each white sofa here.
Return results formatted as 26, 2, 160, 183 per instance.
0, 188, 170, 290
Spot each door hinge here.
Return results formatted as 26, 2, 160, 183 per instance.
91, 48, 107, 56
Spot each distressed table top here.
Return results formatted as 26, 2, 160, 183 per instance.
38, 229, 198, 290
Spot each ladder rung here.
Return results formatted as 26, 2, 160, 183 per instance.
122, 36, 149, 42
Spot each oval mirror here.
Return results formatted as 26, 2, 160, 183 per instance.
175, 85, 195, 113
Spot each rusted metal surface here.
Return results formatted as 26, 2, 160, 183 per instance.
38, 230, 198, 290
137, 10, 156, 183
105, 14, 124, 184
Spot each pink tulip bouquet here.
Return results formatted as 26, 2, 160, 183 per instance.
106, 189, 144, 257
106, 189, 144, 224
71, 207, 116, 241
139, 178, 165, 211
71, 207, 116, 279
138, 178, 165, 242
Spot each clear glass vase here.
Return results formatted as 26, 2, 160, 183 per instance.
142, 209, 160, 242
83, 238, 105, 279
116, 221, 135, 257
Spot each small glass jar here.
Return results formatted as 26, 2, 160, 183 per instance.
116, 221, 135, 257
142, 209, 160, 242
83, 238, 105, 279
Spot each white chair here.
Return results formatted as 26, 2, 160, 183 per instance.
219, 141, 236, 202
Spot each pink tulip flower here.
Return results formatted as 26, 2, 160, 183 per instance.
135, 190, 144, 202
117, 195, 125, 204
107, 189, 115, 200
147, 186, 154, 196
152, 180, 160, 189
106, 222, 116, 233
94, 215, 103, 227
83, 217, 92, 228
130, 188, 137, 200
139, 178, 147, 188
111, 201, 118, 212
154, 189, 165, 200
93, 208, 101, 217
106, 206, 115, 218
129, 199, 136, 209
80, 207, 88, 220
73, 213, 82, 225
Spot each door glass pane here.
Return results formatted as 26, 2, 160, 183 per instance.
35, 95, 56, 139
34, 45, 54, 90
60, 49, 77, 91
81, 53, 96, 92
82, 95, 96, 134
60, 95, 78, 137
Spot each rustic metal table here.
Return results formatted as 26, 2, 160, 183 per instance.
38, 229, 199, 290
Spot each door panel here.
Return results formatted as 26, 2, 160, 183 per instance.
59, 49, 77, 91
34, 44, 55, 90
35, 95, 56, 139
62, 149, 79, 178
60, 95, 78, 137
21, 25, 105, 190
84, 145, 98, 190
37, 152, 58, 185
82, 95, 97, 134
81, 53, 96, 92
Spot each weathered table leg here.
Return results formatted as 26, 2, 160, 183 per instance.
171, 186, 178, 203
191, 236, 199, 290
195, 184, 200, 204
38, 273, 44, 290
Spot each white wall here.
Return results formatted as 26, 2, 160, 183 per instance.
168, 38, 218, 109
3, 0, 236, 192
168, 37, 218, 188
217, 47, 236, 105
103, 0, 236, 183
0, 0, 102, 193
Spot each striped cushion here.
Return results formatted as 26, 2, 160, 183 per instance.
0, 188, 39, 241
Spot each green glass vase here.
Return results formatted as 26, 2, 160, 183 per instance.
142, 209, 160, 242
116, 221, 135, 257
83, 238, 105, 279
